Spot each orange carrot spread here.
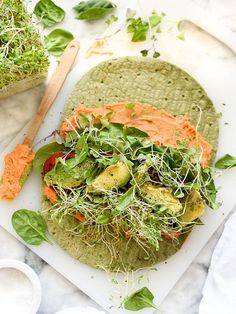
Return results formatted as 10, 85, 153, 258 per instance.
0, 144, 34, 200
44, 186, 58, 204
60, 102, 212, 167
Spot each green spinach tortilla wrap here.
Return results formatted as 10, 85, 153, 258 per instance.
35, 57, 219, 272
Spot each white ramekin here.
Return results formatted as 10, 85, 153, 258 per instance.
0, 259, 42, 314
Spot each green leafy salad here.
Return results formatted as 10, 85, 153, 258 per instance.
34, 115, 218, 250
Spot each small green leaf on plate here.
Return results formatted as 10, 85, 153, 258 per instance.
153, 51, 160, 58
74, 0, 116, 21
34, 0, 65, 27
127, 17, 149, 42
215, 154, 236, 169
123, 287, 159, 311
12, 209, 52, 246
140, 49, 148, 57
44, 29, 74, 56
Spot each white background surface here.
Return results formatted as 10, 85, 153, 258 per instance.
1, 0, 236, 313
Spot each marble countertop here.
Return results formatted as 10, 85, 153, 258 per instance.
1, 0, 236, 313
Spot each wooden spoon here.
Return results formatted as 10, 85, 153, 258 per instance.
24, 39, 80, 147
0, 39, 80, 200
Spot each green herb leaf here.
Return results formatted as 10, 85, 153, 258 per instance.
127, 17, 149, 42
153, 51, 160, 58
74, 0, 116, 20
149, 12, 162, 28
115, 187, 135, 212
33, 142, 64, 173
12, 209, 52, 246
105, 14, 118, 26
140, 49, 148, 57
123, 287, 158, 311
75, 136, 89, 164
34, 0, 65, 27
44, 29, 74, 56
215, 154, 236, 169
96, 213, 110, 224
19, 164, 33, 187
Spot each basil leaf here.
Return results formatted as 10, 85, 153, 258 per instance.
44, 29, 74, 56
215, 154, 236, 169
123, 287, 158, 311
34, 0, 65, 27
115, 187, 135, 212
74, 0, 116, 21
33, 142, 64, 173
12, 209, 52, 246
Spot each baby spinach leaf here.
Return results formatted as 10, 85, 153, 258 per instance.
44, 29, 74, 56
215, 154, 236, 169
34, 0, 65, 27
115, 187, 135, 212
33, 142, 64, 173
123, 287, 158, 311
12, 209, 52, 246
74, 0, 116, 21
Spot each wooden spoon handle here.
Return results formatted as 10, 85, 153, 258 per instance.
23, 39, 80, 147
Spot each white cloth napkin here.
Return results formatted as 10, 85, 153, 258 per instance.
199, 211, 236, 314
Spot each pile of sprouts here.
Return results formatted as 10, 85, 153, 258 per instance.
0, 0, 48, 90
42, 113, 218, 252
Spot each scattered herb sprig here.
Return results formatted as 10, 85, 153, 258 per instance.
126, 10, 165, 58
123, 287, 159, 311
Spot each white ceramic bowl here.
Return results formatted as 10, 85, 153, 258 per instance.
0, 259, 41, 314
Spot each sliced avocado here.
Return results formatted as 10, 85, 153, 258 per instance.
87, 161, 131, 193
44, 158, 95, 188
140, 182, 182, 214
134, 163, 149, 186
180, 191, 205, 222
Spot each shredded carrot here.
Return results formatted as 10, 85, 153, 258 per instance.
44, 186, 57, 204
162, 231, 181, 240
73, 212, 86, 223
